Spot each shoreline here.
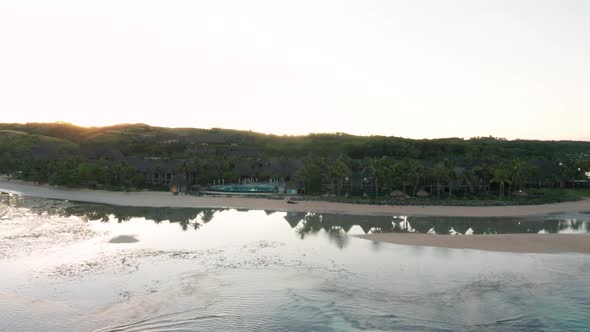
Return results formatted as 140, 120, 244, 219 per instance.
355, 233, 590, 254
1, 178, 590, 217
3, 178, 589, 254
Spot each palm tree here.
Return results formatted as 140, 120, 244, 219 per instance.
401, 159, 424, 195
558, 163, 570, 188
507, 159, 528, 191
445, 161, 457, 198
115, 161, 133, 188
460, 167, 480, 198
180, 160, 191, 184
371, 158, 390, 198
391, 161, 410, 194
328, 155, 351, 196
295, 157, 323, 194
431, 162, 451, 199
490, 167, 511, 199
359, 159, 375, 196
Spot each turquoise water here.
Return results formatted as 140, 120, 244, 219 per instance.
209, 183, 277, 193
0, 194, 589, 331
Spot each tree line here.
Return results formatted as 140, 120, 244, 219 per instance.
295, 155, 590, 198
0, 123, 589, 199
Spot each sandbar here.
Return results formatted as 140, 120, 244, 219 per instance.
355, 233, 590, 254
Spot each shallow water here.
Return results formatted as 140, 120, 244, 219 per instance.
1, 193, 589, 331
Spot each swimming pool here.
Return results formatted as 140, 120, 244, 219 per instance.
208, 183, 278, 193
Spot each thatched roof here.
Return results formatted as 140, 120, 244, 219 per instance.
416, 189, 430, 197
390, 190, 408, 198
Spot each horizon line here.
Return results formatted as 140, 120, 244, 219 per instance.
2, 121, 590, 143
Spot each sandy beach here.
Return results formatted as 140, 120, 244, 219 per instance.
2, 178, 589, 253
1, 178, 590, 217
355, 233, 590, 254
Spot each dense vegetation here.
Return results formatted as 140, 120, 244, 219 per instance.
0, 122, 589, 203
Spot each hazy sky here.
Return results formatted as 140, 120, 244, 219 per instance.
1, 0, 589, 140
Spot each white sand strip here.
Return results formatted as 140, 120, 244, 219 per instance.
1, 178, 590, 217
355, 233, 590, 254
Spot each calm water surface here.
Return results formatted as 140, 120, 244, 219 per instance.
0, 193, 589, 331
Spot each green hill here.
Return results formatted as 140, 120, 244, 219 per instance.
0, 122, 588, 200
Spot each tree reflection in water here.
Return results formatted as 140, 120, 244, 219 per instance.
1, 193, 224, 231
286, 212, 590, 241
3, 193, 590, 249
295, 213, 322, 239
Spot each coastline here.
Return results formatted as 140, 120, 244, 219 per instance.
355, 233, 590, 254
1, 178, 590, 217
2, 178, 589, 254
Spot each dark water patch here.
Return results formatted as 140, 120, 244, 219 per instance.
109, 235, 139, 244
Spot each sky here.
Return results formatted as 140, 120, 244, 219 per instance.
0, 0, 589, 140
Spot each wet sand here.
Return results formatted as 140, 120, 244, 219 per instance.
355, 233, 590, 254
1, 178, 590, 217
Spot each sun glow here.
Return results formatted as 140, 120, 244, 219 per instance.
1, 1, 589, 140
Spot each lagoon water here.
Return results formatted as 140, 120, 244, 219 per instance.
1, 193, 589, 331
